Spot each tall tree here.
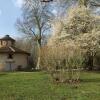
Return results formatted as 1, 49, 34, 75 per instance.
16, 0, 51, 69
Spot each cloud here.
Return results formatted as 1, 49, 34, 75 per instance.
12, 0, 24, 8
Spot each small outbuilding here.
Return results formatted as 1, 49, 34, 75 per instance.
0, 35, 30, 71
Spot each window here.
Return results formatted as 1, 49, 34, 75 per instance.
8, 54, 13, 59
3, 41, 7, 46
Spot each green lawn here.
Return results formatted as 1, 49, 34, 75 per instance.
0, 71, 100, 100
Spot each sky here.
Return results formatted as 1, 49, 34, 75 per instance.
0, 0, 99, 39
0, 0, 24, 38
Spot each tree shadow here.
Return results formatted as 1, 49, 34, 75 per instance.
81, 78, 100, 83
0, 73, 8, 76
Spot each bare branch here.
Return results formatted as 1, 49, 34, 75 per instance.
29, 28, 37, 38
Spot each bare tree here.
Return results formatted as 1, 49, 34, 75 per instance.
16, 0, 52, 69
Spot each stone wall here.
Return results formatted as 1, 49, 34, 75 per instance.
0, 53, 28, 71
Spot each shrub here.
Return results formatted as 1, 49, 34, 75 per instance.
41, 43, 84, 84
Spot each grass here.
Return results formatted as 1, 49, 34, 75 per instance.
0, 71, 100, 100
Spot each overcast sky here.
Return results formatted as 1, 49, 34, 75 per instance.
0, 0, 24, 38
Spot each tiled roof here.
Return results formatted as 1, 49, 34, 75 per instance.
0, 35, 15, 42
0, 46, 30, 55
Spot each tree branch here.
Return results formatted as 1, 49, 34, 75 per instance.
29, 28, 37, 39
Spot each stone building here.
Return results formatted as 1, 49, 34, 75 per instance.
0, 35, 30, 71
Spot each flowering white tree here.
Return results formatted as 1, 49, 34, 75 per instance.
63, 5, 100, 70
63, 6, 100, 70
76, 31, 100, 70
42, 0, 100, 84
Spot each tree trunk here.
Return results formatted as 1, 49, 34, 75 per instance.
36, 39, 41, 70
88, 55, 94, 70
